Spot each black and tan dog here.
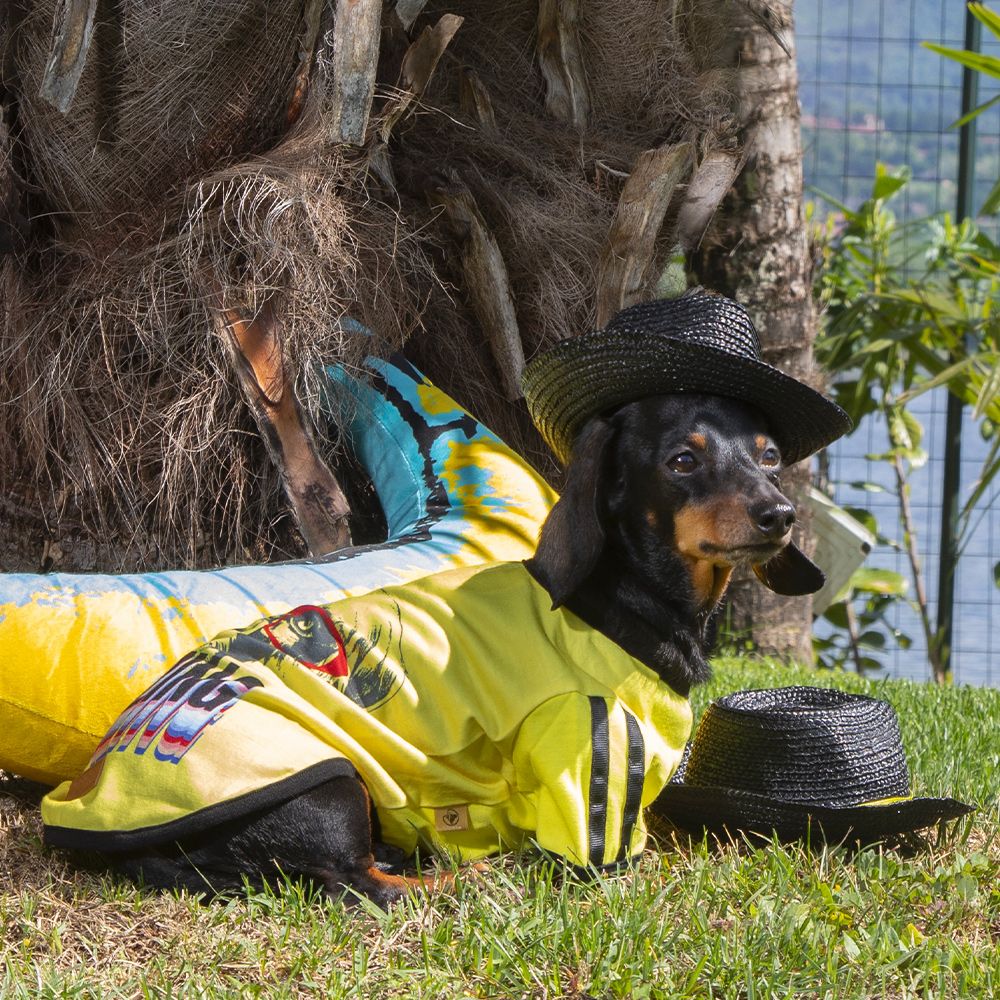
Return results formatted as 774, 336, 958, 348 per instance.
42, 292, 850, 906
528, 391, 821, 693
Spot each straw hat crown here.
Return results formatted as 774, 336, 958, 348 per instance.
652, 686, 973, 842
522, 291, 852, 465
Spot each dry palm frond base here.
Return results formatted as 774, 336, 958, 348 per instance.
2, 0, 742, 571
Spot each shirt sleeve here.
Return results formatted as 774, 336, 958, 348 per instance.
512, 693, 650, 870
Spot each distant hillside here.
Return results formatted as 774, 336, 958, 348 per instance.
796, 0, 1000, 221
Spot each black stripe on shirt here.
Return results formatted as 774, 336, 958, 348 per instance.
587, 696, 610, 867
618, 710, 645, 861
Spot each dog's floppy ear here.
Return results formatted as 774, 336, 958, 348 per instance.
527, 416, 616, 608
753, 542, 826, 596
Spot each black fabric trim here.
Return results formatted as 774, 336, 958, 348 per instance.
587, 696, 610, 867
43, 758, 357, 853
617, 710, 645, 862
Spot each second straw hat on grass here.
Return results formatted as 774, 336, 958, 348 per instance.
650, 686, 973, 842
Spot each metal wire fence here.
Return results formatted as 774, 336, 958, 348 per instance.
797, 0, 1000, 686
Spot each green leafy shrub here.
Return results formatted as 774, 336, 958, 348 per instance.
813, 165, 1000, 681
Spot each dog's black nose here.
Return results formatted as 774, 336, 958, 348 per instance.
752, 501, 796, 540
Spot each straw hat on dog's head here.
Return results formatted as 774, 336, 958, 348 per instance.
521, 289, 852, 467
651, 686, 973, 843
521, 290, 854, 596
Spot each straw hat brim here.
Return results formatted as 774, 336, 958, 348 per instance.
522, 334, 852, 466
650, 783, 973, 843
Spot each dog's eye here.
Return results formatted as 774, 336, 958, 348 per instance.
667, 451, 698, 474
760, 447, 781, 468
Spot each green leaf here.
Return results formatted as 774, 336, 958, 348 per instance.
994, 561, 1000, 588
974, 362, 1000, 419
910, 342, 971, 381
858, 630, 887, 649
872, 166, 910, 202
900, 409, 924, 450
898, 357, 982, 404
850, 567, 909, 596
843, 506, 880, 535
956, 874, 980, 901
981, 176, 1000, 216
841, 932, 861, 960
855, 337, 900, 356
970, 1, 1000, 41
808, 186, 855, 219
953, 92, 1000, 130
923, 42, 1000, 80
888, 408, 919, 453
882, 287, 967, 321
823, 603, 850, 629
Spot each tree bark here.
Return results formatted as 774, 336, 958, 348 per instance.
326, 0, 383, 146
695, 0, 818, 664
536, 0, 590, 129
214, 298, 354, 557
594, 142, 693, 326
426, 171, 525, 401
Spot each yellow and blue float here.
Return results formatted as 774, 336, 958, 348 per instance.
0, 355, 556, 784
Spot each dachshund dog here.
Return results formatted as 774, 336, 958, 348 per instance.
527, 393, 820, 691
53, 393, 818, 907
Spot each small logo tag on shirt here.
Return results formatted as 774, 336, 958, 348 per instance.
435, 805, 470, 832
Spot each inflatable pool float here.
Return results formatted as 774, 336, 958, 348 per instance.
0, 355, 556, 783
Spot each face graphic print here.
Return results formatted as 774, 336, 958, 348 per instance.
260, 602, 405, 711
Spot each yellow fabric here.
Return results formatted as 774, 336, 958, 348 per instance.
43, 562, 692, 868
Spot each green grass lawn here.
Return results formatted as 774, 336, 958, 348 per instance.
2, 658, 998, 999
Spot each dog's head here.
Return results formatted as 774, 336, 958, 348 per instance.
528, 393, 824, 612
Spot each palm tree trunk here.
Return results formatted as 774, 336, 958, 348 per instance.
695, 0, 819, 664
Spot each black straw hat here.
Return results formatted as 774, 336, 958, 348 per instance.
521, 291, 852, 465
651, 687, 973, 843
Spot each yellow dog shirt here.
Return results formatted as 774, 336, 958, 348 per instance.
43, 562, 692, 869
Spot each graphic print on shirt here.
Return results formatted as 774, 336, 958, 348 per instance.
89, 651, 265, 767
256, 598, 407, 711
87, 597, 406, 770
